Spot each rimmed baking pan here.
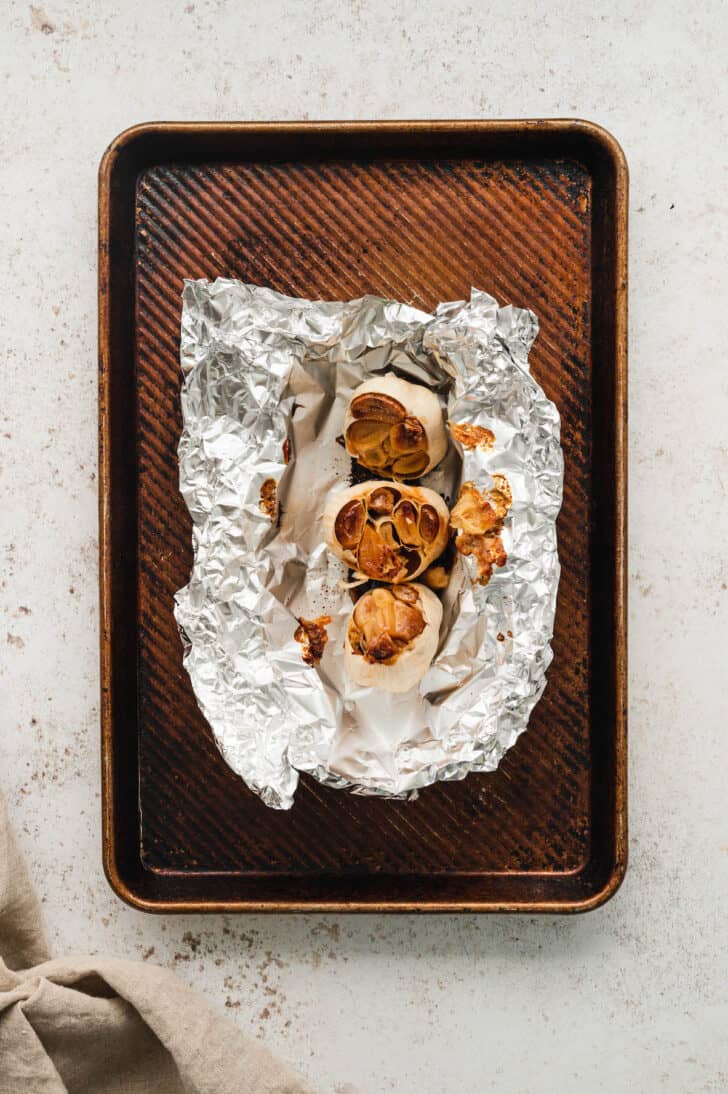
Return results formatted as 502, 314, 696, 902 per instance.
98, 120, 627, 912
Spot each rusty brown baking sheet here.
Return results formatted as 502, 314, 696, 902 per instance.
98, 120, 627, 913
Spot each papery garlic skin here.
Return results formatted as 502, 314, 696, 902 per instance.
344, 583, 443, 693
322, 481, 449, 583
343, 373, 447, 479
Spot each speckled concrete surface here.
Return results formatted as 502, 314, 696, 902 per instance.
2, 2, 727, 1091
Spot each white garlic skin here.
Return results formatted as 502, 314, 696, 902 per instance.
343, 373, 448, 478
344, 583, 443, 693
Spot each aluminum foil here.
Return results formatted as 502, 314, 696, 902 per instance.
175, 279, 563, 809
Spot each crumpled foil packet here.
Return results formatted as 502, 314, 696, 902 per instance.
175, 280, 563, 809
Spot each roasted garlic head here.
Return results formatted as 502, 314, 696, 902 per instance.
343, 373, 447, 480
322, 481, 450, 583
450, 475, 512, 586
344, 583, 442, 693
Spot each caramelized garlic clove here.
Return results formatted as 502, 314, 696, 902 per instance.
391, 584, 419, 604
367, 486, 400, 515
391, 598, 426, 641
294, 615, 332, 667
349, 391, 405, 423
389, 417, 427, 454
334, 498, 366, 549
418, 503, 440, 544
420, 564, 450, 590
449, 421, 495, 451
357, 523, 402, 582
450, 478, 512, 536
345, 419, 392, 452
392, 500, 421, 545
450, 477, 513, 586
375, 519, 400, 551
391, 451, 430, 478
400, 547, 423, 579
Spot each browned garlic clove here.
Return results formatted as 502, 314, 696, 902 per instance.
391, 584, 419, 604
389, 417, 427, 453
259, 478, 277, 522
418, 503, 441, 543
420, 564, 450, 590
450, 475, 512, 586
344, 583, 442, 692
367, 486, 400, 515
322, 481, 450, 583
449, 421, 496, 452
294, 615, 332, 666
349, 391, 404, 424
343, 373, 447, 480
392, 500, 420, 545
391, 451, 430, 478
334, 498, 366, 550
357, 522, 402, 581
345, 419, 392, 452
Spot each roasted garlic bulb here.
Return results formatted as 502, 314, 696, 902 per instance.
343, 373, 447, 480
322, 481, 450, 583
450, 475, 512, 586
344, 583, 442, 692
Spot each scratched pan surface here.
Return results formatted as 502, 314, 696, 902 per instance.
98, 121, 627, 912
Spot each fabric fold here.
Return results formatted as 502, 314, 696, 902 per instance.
0, 789, 316, 1094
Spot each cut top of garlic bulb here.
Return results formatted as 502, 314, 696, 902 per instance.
322, 481, 450, 583
343, 373, 447, 480
348, 585, 425, 664
344, 583, 443, 693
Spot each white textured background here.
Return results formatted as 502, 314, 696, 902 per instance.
2, 1, 727, 1091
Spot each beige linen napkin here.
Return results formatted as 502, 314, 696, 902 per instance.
0, 789, 316, 1094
